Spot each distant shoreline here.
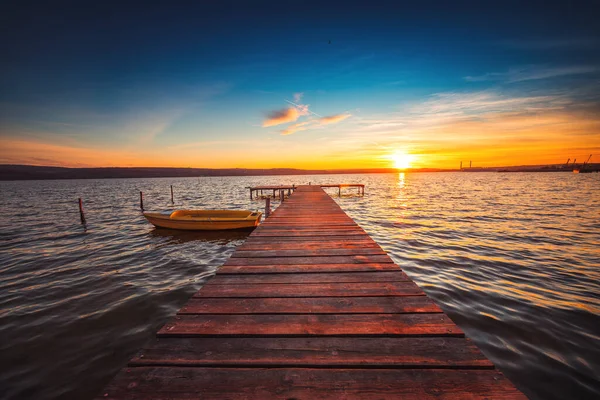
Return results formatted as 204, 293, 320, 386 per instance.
0, 164, 597, 181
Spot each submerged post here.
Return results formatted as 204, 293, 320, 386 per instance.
78, 198, 86, 224
170, 185, 174, 203
140, 191, 144, 211
265, 197, 271, 218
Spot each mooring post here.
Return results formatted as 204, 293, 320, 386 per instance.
339, 186, 341, 197
140, 191, 144, 211
170, 185, 174, 203
250, 188, 253, 200
265, 197, 271, 218
78, 198, 86, 224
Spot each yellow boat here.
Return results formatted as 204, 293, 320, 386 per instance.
143, 210, 262, 230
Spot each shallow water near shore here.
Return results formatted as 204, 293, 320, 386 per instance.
0, 172, 599, 399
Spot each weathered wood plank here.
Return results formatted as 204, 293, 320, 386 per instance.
129, 337, 492, 368
194, 282, 423, 298
179, 296, 442, 314
99, 368, 526, 400
250, 231, 367, 237
157, 314, 463, 337
224, 255, 394, 265
206, 271, 410, 284
242, 236, 378, 243
216, 263, 401, 274
256, 224, 360, 229
231, 248, 387, 257
237, 242, 381, 250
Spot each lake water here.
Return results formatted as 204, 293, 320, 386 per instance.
0, 173, 599, 399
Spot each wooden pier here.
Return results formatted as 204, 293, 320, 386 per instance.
99, 185, 525, 399
249, 183, 364, 199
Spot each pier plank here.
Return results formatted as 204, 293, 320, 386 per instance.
99, 368, 525, 400
179, 296, 442, 314
216, 263, 401, 274
232, 248, 387, 257
157, 313, 464, 337
194, 281, 424, 297
205, 271, 410, 284
129, 337, 492, 368
224, 254, 394, 265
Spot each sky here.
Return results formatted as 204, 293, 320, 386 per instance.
1, 0, 599, 169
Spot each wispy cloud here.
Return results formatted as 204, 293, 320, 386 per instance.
320, 113, 351, 125
280, 114, 351, 135
281, 121, 311, 136
465, 65, 599, 83
263, 94, 350, 134
262, 107, 302, 127
325, 88, 600, 167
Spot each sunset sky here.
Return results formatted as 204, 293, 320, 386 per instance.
1, 1, 599, 169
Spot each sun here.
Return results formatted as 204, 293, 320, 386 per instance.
391, 152, 414, 169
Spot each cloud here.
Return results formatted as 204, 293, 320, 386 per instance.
465, 66, 599, 83
320, 113, 351, 125
280, 114, 351, 135
262, 93, 351, 135
331, 88, 600, 168
262, 107, 301, 127
281, 121, 310, 136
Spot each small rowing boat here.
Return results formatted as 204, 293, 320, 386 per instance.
143, 210, 262, 230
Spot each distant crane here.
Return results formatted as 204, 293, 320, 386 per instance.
573, 155, 593, 174
565, 158, 570, 166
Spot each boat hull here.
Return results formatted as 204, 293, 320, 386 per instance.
144, 210, 261, 231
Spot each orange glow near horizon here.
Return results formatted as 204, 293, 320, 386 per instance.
2, 104, 599, 170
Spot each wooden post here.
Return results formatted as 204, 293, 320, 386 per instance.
78, 198, 86, 224
170, 185, 174, 203
339, 186, 341, 197
250, 189, 253, 200
265, 197, 271, 218
280, 189, 284, 202
140, 191, 144, 211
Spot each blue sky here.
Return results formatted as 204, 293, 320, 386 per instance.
1, 1, 599, 168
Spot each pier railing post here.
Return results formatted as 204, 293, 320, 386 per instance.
78, 198, 86, 224
265, 197, 271, 218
